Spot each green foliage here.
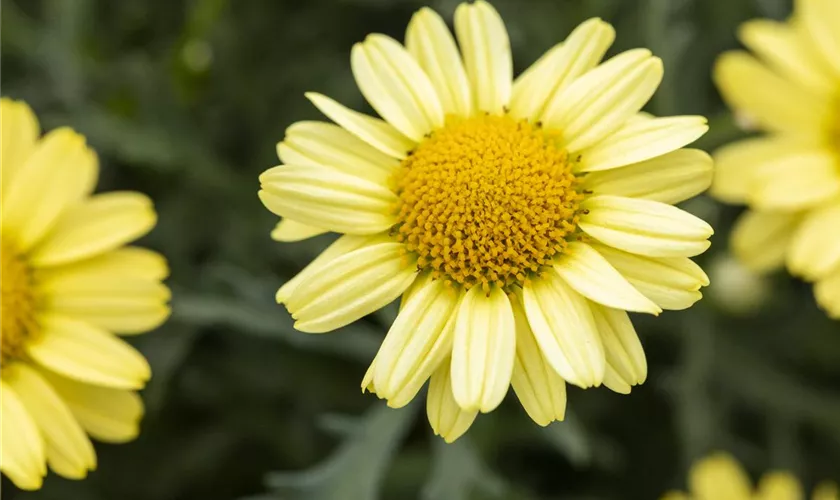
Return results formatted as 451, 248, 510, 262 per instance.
2, 0, 839, 499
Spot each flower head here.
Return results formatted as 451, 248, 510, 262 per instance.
712, 0, 840, 318
259, 1, 712, 441
0, 98, 170, 489
661, 452, 839, 500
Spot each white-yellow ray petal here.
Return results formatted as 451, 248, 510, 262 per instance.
259, 164, 398, 235
351, 34, 444, 141
582, 148, 713, 205
798, 0, 840, 77
29, 192, 157, 267
755, 472, 805, 500
405, 7, 472, 117
731, 210, 800, 273
522, 271, 605, 389
787, 201, 840, 281
814, 269, 840, 320
577, 116, 708, 172
747, 149, 840, 211
271, 219, 328, 242
511, 18, 615, 122
579, 195, 713, 257
290, 242, 418, 333
454, 0, 512, 115
590, 304, 646, 389
26, 314, 151, 390
451, 285, 515, 413
305, 92, 415, 159
1, 98, 41, 199
689, 453, 753, 500
554, 241, 661, 314
0, 378, 46, 491
426, 360, 477, 443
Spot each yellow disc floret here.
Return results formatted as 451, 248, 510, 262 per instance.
1, 239, 38, 364
395, 114, 583, 291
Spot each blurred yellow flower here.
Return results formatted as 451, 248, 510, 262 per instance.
259, 1, 712, 441
1, 98, 171, 489
712, 0, 840, 319
662, 452, 839, 500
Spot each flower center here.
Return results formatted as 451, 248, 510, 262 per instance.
1, 239, 38, 365
394, 114, 583, 291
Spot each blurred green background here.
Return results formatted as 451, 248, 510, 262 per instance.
3, 0, 839, 498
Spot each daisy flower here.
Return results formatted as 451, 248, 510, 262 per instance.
711, 0, 840, 318
1, 98, 170, 489
661, 452, 839, 500
259, 1, 713, 441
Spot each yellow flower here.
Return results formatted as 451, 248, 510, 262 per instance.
0, 98, 171, 489
711, 0, 840, 319
259, 1, 713, 441
662, 452, 839, 500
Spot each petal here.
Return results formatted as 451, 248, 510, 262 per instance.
590, 304, 647, 390
405, 7, 472, 117
305, 92, 415, 159
787, 201, 840, 281
798, 0, 840, 77
689, 453, 753, 500
373, 276, 460, 407
36, 250, 171, 335
289, 241, 419, 333
582, 148, 713, 205
454, 0, 512, 114
38, 370, 144, 443
553, 241, 661, 314
523, 270, 605, 389
510, 18, 615, 122
1, 128, 96, 252
259, 164, 398, 235
577, 116, 708, 172
747, 149, 840, 211
815, 270, 840, 320
755, 472, 805, 500
731, 210, 800, 273
26, 314, 151, 390
277, 120, 399, 185
5, 364, 96, 480
275, 234, 382, 304
592, 242, 709, 311
351, 34, 444, 141
542, 49, 663, 152
0, 378, 46, 491
451, 285, 515, 413
812, 481, 840, 500
579, 195, 713, 257
1, 98, 40, 199
713, 51, 830, 135
426, 360, 477, 443
29, 192, 157, 267
509, 293, 566, 426
270, 218, 328, 242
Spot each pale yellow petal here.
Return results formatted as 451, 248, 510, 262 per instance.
259, 164, 397, 235
582, 148, 713, 205
38, 370, 144, 443
29, 192, 157, 267
289, 242, 418, 333
270, 218, 328, 242
509, 293, 566, 426
510, 18, 615, 122
305, 92, 415, 159
590, 304, 647, 389
755, 472, 805, 500
1, 98, 40, 198
373, 276, 459, 407
351, 34, 444, 140
747, 149, 840, 211
454, 0, 512, 114
688, 453, 753, 500
714, 51, 830, 135
522, 270, 605, 389
579, 195, 713, 257
0, 378, 46, 490
276, 120, 399, 185
426, 360, 477, 443
5, 364, 97, 480
406, 7, 472, 117
798, 0, 840, 76
577, 116, 708, 172
542, 49, 662, 152
788, 201, 840, 281
812, 481, 839, 500
731, 210, 800, 273
451, 286, 515, 413
27, 314, 151, 390
554, 241, 661, 314
814, 270, 840, 320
